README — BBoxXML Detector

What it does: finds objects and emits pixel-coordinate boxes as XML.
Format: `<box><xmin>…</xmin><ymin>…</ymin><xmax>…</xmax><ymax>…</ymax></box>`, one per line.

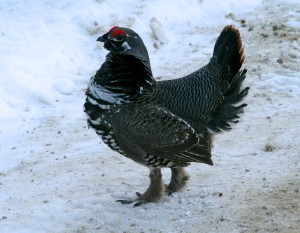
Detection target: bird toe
<box><xmin>116</xmin><ymin>199</ymin><xmax>134</xmax><ymax>205</ymax></box>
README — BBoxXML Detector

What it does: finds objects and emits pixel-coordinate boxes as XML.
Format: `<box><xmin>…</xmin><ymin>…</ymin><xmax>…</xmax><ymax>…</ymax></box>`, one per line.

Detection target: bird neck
<box><xmin>87</xmin><ymin>53</ymin><xmax>155</xmax><ymax>110</ymax></box>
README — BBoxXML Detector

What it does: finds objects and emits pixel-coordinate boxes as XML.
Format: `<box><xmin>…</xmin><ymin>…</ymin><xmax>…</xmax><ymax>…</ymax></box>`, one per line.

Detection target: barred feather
<box><xmin>85</xmin><ymin>25</ymin><xmax>248</xmax><ymax>168</ymax></box>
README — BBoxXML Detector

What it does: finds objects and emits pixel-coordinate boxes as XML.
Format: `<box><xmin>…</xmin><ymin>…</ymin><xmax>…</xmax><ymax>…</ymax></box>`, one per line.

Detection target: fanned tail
<box><xmin>208</xmin><ymin>25</ymin><xmax>249</xmax><ymax>132</ymax></box>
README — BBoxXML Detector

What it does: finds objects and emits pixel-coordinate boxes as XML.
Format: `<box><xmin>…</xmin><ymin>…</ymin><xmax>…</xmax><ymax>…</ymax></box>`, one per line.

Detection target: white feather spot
<box><xmin>87</xmin><ymin>96</ymin><xmax>98</xmax><ymax>105</ymax></box>
<box><xmin>110</xmin><ymin>139</ymin><xmax>115</xmax><ymax>143</ymax></box>
<box><xmin>87</xmin><ymin>96</ymin><xmax>110</xmax><ymax>110</ymax></box>
<box><xmin>103</xmin><ymin>135</ymin><xmax>112</xmax><ymax>139</ymax></box>
<box><xmin>121</xmin><ymin>41</ymin><xmax>132</xmax><ymax>51</ymax></box>
<box><xmin>89</xmin><ymin>119</ymin><xmax>101</xmax><ymax>125</ymax></box>
<box><xmin>89</xmin><ymin>77</ymin><xmax>125</xmax><ymax>105</ymax></box>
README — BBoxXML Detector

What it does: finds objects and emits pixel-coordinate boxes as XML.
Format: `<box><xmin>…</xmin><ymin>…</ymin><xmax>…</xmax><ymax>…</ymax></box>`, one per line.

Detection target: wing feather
<box><xmin>111</xmin><ymin>104</ymin><xmax>213</xmax><ymax>166</ymax></box>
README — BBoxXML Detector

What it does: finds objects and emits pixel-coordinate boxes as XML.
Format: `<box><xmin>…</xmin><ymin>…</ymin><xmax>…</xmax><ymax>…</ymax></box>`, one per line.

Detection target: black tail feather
<box><xmin>207</xmin><ymin>25</ymin><xmax>248</xmax><ymax>133</ymax></box>
<box><xmin>213</xmin><ymin>25</ymin><xmax>245</xmax><ymax>84</ymax></box>
<box><xmin>223</xmin><ymin>69</ymin><xmax>249</xmax><ymax>103</ymax></box>
<box><xmin>207</xmin><ymin>69</ymin><xmax>249</xmax><ymax>133</ymax></box>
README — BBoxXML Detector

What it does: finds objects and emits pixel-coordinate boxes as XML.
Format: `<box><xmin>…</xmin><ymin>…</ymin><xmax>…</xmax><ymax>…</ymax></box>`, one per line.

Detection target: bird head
<box><xmin>97</xmin><ymin>26</ymin><xmax>150</xmax><ymax>63</ymax></box>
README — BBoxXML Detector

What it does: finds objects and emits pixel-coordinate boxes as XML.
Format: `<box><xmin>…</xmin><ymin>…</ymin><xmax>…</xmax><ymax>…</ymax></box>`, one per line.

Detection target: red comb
<box><xmin>110</xmin><ymin>26</ymin><xmax>118</xmax><ymax>31</ymax></box>
<box><xmin>110</xmin><ymin>26</ymin><xmax>126</xmax><ymax>37</ymax></box>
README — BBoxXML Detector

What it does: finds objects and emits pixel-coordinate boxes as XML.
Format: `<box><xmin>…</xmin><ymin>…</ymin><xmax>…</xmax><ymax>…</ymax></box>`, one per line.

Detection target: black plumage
<box><xmin>84</xmin><ymin>25</ymin><xmax>249</xmax><ymax>206</ymax></box>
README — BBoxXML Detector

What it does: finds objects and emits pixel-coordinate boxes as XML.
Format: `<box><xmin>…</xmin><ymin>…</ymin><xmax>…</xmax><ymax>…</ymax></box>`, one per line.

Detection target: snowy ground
<box><xmin>0</xmin><ymin>0</ymin><xmax>299</xmax><ymax>232</ymax></box>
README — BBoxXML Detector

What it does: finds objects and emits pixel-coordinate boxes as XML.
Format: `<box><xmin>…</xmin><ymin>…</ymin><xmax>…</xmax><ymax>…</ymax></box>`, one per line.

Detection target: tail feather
<box><xmin>207</xmin><ymin>26</ymin><xmax>249</xmax><ymax>133</ymax></box>
<box><xmin>213</xmin><ymin>25</ymin><xmax>245</xmax><ymax>84</ymax></box>
<box><xmin>223</xmin><ymin>69</ymin><xmax>248</xmax><ymax>103</ymax></box>
<box><xmin>207</xmin><ymin>69</ymin><xmax>249</xmax><ymax>132</ymax></box>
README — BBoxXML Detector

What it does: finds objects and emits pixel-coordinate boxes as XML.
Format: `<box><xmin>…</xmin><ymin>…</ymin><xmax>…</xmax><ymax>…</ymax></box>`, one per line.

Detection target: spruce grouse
<box><xmin>84</xmin><ymin>25</ymin><xmax>249</xmax><ymax>206</ymax></box>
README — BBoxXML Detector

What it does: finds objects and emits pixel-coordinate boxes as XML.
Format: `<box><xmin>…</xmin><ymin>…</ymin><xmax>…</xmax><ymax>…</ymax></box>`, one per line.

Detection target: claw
<box><xmin>116</xmin><ymin>199</ymin><xmax>134</xmax><ymax>205</ymax></box>
<box><xmin>116</xmin><ymin>199</ymin><xmax>146</xmax><ymax>207</ymax></box>
<box><xmin>136</xmin><ymin>192</ymin><xmax>142</xmax><ymax>197</ymax></box>
<box><xmin>167</xmin><ymin>191</ymin><xmax>173</xmax><ymax>196</ymax></box>
<box><xmin>133</xmin><ymin>202</ymin><xmax>144</xmax><ymax>207</ymax></box>
<box><xmin>164</xmin><ymin>185</ymin><xmax>174</xmax><ymax>196</ymax></box>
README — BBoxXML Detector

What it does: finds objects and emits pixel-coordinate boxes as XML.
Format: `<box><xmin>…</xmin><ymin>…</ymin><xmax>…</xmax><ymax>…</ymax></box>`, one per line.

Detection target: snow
<box><xmin>0</xmin><ymin>0</ymin><xmax>299</xmax><ymax>232</ymax></box>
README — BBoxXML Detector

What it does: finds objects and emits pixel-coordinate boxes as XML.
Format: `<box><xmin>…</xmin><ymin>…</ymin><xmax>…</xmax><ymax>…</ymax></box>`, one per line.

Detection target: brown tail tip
<box><xmin>222</xmin><ymin>25</ymin><xmax>245</xmax><ymax>64</ymax></box>
<box><xmin>213</xmin><ymin>25</ymin><xmax>245</xmax><ymax>82</ymax></box>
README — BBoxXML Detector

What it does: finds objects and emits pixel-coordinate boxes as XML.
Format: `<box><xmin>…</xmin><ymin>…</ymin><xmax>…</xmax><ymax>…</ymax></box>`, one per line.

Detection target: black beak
<box><xmin>97</xmin><ymin>36</ymin><xmax>105</xmax><ymax>42</ymax></box>
<box><xmin>97</xmin><ymin>32</ymin><xmax>108</xmax><ymax>42</ymax></box>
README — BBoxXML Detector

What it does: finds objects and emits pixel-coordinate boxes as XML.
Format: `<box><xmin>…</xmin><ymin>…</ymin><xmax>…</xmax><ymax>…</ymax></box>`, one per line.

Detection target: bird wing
<box><xmin>111</xmin><ymin>104</ymin><xmax>213</xmax><ymax>166</ymax></box>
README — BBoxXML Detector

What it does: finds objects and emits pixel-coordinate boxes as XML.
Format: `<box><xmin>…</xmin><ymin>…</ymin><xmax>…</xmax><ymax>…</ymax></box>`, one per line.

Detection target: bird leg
<box><xmin>117</xmin><ymin>168</ymin><xmax>164</xmax><ymax>207</ymax></box>
<box><xmin>165</xmin><ymin>167</ymin><xmax>189</xmax><ymax>195</ymax></box>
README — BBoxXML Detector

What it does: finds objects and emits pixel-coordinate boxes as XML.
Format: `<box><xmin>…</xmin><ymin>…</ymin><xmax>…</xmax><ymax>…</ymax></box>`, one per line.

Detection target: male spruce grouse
<box><xmin>84</xmin><ymin>25</ymin><xmax>249</xmax><ymax>206</ymax></box>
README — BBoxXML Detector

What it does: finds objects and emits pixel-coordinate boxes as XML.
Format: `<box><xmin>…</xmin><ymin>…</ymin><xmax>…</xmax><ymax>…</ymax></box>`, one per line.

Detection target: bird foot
<box><xmin>116</xmin><ymin>191</ymin><xmax>160</xmax><ymax>207</ymax></box>
<box><xmin>116</xmin><ymin>168</ymin><xmax>164</xmax><ymax>207</ymax></box>
<box><xmin>165</xmin><ymin>168</ymin><xmax>190</xmax><ymax>196</ymax></box>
